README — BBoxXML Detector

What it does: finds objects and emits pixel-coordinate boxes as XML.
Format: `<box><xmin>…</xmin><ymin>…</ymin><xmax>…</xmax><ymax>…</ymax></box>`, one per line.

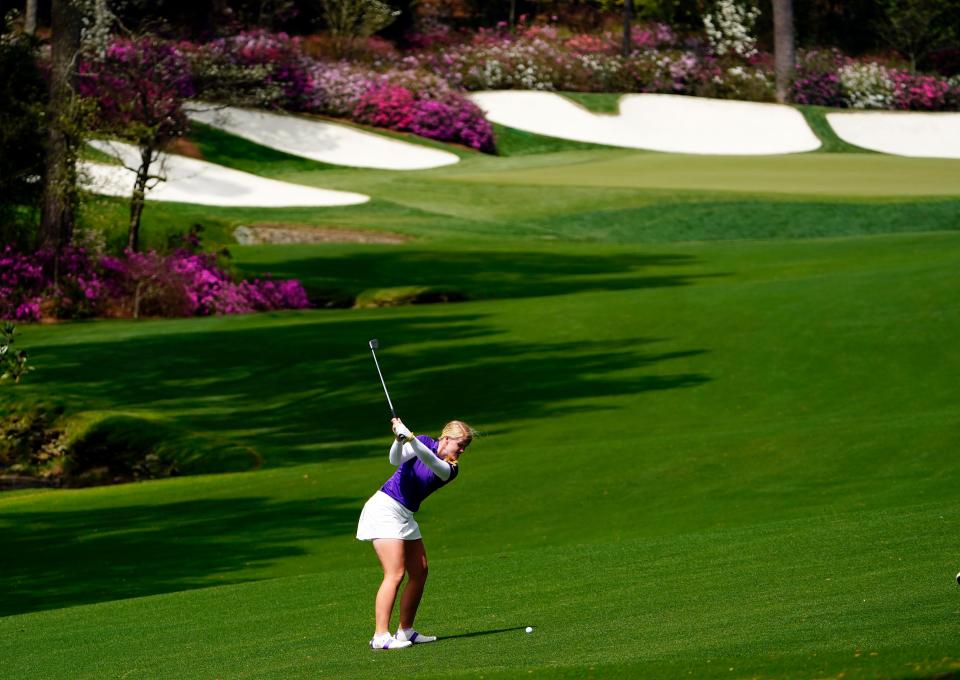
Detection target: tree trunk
<box><xmin>128</xmin><ymin>146</ymin><xmax>156</xmax><ymax>252</ymax></box>
<box><xmin>621</xmin><ymin>0</ymin><xmax>634</xmax><ymax>57</ymax></box>
<box><xmin>206</xmin><ymin>0</ymin><xmax>229</xmax><ymax>35</ymax></box>
<box><xmin>24</xmin><ymin>0</ymin><xmax>38</xmax><ymax>35</ymax></box>
<box><xmin>39</xmin><ymin>0</ymin><xmax>83</xmax><ymax>253</ymax></box>
<box><xmin>772</xmin><ymin>0</ymin><xmax>796</xmax><ymax>104</ymax></box>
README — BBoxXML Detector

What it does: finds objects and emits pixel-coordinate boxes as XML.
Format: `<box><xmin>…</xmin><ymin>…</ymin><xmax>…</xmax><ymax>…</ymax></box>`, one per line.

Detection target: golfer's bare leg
<box><xmin>373</xmin><ymin>539</ymin><xmax>406</xmax><ymax>635</ymax></box>
<box><xmin>399</xmin><ymin>539</ymin><xmax>428</xmax><ymax>630</ymax></box>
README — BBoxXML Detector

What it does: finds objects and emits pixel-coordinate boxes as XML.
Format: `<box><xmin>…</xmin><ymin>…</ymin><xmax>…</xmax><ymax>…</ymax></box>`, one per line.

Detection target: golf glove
<box><xmin>393</xmin><ymin>420</ymin><xmax>413</xmax><ymax>442</ymax></box>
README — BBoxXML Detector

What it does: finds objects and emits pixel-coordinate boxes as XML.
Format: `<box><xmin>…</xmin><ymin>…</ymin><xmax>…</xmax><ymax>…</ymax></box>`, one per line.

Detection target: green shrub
<box><xmin>0</xmin><ymin>407</ymin><xmax>261</xmax><ymax>487</ymax></box>
<box><xmin>353</xmin><ymin>285</ymin><xmax>468</xmax><ymax>308</ymax></box>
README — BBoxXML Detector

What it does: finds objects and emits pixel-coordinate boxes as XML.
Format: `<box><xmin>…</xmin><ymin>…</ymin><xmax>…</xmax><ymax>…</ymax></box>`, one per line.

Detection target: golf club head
<box><xmin>369</xmin><ymin>338</ymin><xmax>379</xmax><ymax>350</ymax></box>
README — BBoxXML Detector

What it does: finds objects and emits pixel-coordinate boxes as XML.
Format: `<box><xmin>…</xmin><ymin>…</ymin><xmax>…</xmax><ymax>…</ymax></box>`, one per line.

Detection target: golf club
<box><xmin>368</xmin><ymin>338</ymin><xmax>398</xmax><ymax>420</ymax></box>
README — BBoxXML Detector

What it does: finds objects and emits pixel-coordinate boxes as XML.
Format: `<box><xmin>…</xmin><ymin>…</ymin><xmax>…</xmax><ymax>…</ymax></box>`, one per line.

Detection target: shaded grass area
<box><xmin>0</xmin><ymin>493</ymin><xmax>956</xmax><ymax>677</ymax></box>
<box><xmin>0</xmin><ymin>489</ymin><xmax>358</xmax><ymax>616</ymax></box>
<box><xmin>188</xmin><ymin>121</ymin><xmax>348</xmax><ymax>175</ymax></box>
<box><xmin>491</xmin><ymin>122</ymin><xmax>618</xmax><ymax>156</ymax></box>
<box><xmin>231</xmin><ymin>242</ymin><xmax>711</xmax><ymax>300</ymax></box>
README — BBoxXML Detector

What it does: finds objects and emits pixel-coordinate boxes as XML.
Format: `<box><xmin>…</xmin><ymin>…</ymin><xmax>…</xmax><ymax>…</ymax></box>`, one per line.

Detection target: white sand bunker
<box><xmin>82</xmin><ymin>140</ymin><xmax>369</xmax><ymax>207</ymax></box>
<box><xmin>189</xmin><ymin>106</ymin><xmax>460</xmax><ymax>170</ymax></box>
<box><xmin>826</xmin><ymin>112</ymin><xmax>960</xmax><ymax>159</ymax></box>
<box><xmin>470</xmin><ymin>91</ymin><xmax>821</xmax><ymax>155</ymax></box>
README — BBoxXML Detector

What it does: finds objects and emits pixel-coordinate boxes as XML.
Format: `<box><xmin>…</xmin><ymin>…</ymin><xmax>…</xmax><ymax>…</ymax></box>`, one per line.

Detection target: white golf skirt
<box><xmin>356</xmin><ymin>490</ymin><xmax>422</xmax><ymax>541</ymax></box>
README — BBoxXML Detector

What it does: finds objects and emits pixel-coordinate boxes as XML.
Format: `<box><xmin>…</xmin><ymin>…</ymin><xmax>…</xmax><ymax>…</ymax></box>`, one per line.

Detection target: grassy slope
<box><xmin>6</xmin><ymin>113</ymin><xmax>960</xmax><ymax>678</ymax></box>
<box><xmin>81</xmin><ymin>125</ymin><xmax>960</xmax><ymax>254</ymax></box>
<box><xmin>3</xmin><ymin>231</ymin><xmax>960</xmax><ymax>677</ymax></box>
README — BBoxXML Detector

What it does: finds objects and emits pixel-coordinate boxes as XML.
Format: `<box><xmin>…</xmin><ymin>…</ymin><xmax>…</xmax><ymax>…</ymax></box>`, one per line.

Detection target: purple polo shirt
<box><xmin>381</xmin><ymin>435</ymin><xmax>459</xmax><ymax>512</ymax></box>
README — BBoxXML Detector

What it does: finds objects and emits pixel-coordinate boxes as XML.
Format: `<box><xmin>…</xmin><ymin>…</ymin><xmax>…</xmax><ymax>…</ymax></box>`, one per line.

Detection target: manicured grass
<box><xmin>449</xmin><ymin>152</ymin><xmax>960</xmax><ymax>197</ymax></box>
<box><xmin>79</xmin><ymin>125</ymin><xmax>960</xmax><ymax>252</ymax></box>
<box><xmin>6</xmin><ymin>106</ymin><xmax>960</xmax><ymax>678</ymax></box>
<box><xmin>2</xmin><ymin>230</ymin><xmax>959</xmax><ymax>678</ymax></box>
<box><xmin>795</xmin><ymin>104</ymin><xmax>876</xmax><ymax>154</ymax></box>
<box><xmin>491</xmin><ymin>122</ymin><xmax>618</xmax><ymax>156</ymax></box>
<box><xmin>558</xmin><ymin>91</ymin><xmax>623</xmax><ymax>114</ymax></box>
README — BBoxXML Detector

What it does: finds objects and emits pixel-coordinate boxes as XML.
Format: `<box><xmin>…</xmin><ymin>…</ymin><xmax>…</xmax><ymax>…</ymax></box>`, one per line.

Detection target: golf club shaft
<box><xmin>370</xmin><ymin>347</ymin><xmax>397</xmax><ymax>418</ymax></box>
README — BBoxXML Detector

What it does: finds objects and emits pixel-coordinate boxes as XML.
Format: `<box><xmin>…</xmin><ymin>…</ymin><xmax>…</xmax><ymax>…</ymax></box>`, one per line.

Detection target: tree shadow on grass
<box><xmin>24</xmin><ymin>311</ymin><xmax>710</xmax><ymax>467</ymax></box>
<box><xmin>232</xmin><ymin>248</ymin><xmax>721</xmax><ymax>303</ymax></box>
<box><xmin>0</xmin><ymin>495</ymin><xmax>358</xmax><ymax>617</ymax></box>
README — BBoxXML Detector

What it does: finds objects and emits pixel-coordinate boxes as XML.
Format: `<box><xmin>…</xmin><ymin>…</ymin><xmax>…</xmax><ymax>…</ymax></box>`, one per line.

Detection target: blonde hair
<box><xmin>440</xmin><ymin>420</ymin><xmax>477</xmax><ymax>443</ymax></box>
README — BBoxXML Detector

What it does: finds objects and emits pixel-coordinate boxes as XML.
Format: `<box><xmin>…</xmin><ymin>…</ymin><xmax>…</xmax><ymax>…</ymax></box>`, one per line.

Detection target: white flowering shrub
<box><xmin>721</xmin><ymin>65</ymin><xmax>774</xmax><ymax>101</ymax></box>
<box><xmin>622</xmin><ymin>51</ymin><xmax>699</xmax><ymax>93</ymax></box>
<box><xmin>839</xmin><ymin>62</ymin><xmax>895</xmax><ymax>109</ymax></box>
<box><xmin>457</xmin><ymin>38</ymin><xmax>563</xmax><ymax>90</ymax></box>
<box><xmin>703</xmin><ymin>0</ymin><xmax>761</xmax><ymax>58</ymax></box>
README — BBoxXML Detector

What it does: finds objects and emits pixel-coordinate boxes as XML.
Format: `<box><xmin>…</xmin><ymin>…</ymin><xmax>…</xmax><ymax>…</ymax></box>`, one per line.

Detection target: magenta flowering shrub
<box><xmin>1</xmin><ymin>247</ymin><xmax>122</xmax><ymax>321</ymax></box>
<box><xmin>891</xmin><ymin>72</ymin><xmax>954</xmax><ymax>110</ymax></box>
<box><xmin>164</xmin><ymin>251</ymin><xmax>309</xmax><ymax>315</ymax></box>
<box><xmin>0</xmin><ymin>247</ymin><xmax>310</xmax><ymax>322</ymax></box>
<box><xmin>792</xmin><ymin>49</ymin><xmax>844</xmax><ymax>107</ymax></box>
<box><xmin>352</xmin><ymin>83</ymin><xmax>494</xmax><ymax>151</ymax></box>
<box><xmin>352</xmin><ymin>84</ymin><xmax>417</xmax><ymax>129</ymax></box>
<box><xmin>0</xmin><ymin>248</ymin><xmax>45</xmax><ymax>322</ymax></box>
<box><xmin>183</xmin><ymin>31</ymin><xmax>498</xmax><ymax>151</ymax></box>
<box><xmin>630</xmin><ymin>22</ymin><xmax>677</xmax><ymax>50</ymax></box>
<box><xmin>78</xmin><ymin>37</ymin><xmax>196</xmax><ymax>140</ymax></box>
<box><xmin>409</xmin><ymin>95</ymin><xmax>495</xmax><ymax>151</ymax></box>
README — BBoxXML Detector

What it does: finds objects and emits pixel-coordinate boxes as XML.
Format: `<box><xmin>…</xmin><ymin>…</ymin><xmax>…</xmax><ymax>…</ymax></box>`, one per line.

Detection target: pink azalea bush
<box><xmin>350</xmin><ymin>73</ymin><xmax>495</xmax><ymax>151</ymax></box>
<box><xmin>792</xmin><ymin>49</ymin><xmax>844</xmax><ymax>107</ymax></box>
<box><xmin>0</xmin><ymin>247</ymin><xmax>309</xmax><ymax>322</ymax></box>
<box><xmin>184</xmin><ymin>30</ymin><xmax>495</xmax><ymax>151</ymax></box>
<box><xmin>892</xmin><ymin>72</ymin><xmax>954</xmax><ymax>110</ymax></box>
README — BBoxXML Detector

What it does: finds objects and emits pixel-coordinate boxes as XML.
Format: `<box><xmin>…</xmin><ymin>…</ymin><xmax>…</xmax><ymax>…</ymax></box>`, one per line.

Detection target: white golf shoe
<box><xmin>396</xmin><ymin>627</ymin><xmax>437</xmax><ymax>644</ymax></box>
<box><xmin>369</xmin><ymin>633</ymin><xmax>411</xmax><ymax>650</ymax></box>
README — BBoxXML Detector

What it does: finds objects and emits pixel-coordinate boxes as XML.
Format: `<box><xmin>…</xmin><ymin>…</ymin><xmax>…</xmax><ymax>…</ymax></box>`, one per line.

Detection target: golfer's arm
<box><xmin>404</xmin><ymin>438</ymin><xmax>452</xmax><ymax>481</ymax></box>
<box><xmin>389</xmin><ymin>439</ymin><xmax>416</xmax><ymax>466</ymax></box>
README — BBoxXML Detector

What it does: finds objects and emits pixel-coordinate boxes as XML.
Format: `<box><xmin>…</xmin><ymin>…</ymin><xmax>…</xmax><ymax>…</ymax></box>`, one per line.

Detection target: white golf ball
<box><xmin>956</xmin><ymin>572</ymin><xmax>960</xmax><ymax>585</ymax></box>
<box><xmin>525</xmin><ymin>626</ymin><xmax>534</xmax><ymax>634</ymax></box>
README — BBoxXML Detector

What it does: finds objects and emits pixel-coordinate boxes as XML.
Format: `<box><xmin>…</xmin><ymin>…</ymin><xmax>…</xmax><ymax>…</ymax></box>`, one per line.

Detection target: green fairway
<box><xmin>4</xmin><ymin>117</ymin><xmax>960</xmax><ymax>678</ymax></box>
<box><xmin>449</xmin><ymin>152</ymin><xmax>960</xmax><ymax>197</ymax></box>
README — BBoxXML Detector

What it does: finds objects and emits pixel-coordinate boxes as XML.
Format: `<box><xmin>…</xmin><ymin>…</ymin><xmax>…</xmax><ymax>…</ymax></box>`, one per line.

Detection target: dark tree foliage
<box><xmin>0</xmin><ymin>30</ymin><xmax>47</xmax><ymax>247</ymax></box>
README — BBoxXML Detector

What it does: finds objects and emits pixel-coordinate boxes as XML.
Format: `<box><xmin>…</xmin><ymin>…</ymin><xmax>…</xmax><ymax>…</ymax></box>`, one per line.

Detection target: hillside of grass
<box><xmin>76</xmin><ymin>123</ymin><xmax>960</xmax><ymax>255</ymax></box>
<box><xmin>5</xmin><ymin>106</ymin><xmax>960</xmax><ymax>679</ymax></box>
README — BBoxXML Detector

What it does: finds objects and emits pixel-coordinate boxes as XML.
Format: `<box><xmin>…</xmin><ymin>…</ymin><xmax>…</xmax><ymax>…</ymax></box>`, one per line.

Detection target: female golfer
<box><xmin>356</xmin><ymin>417</ymin><xmax>475</xmax><ymax>650</ymax></box>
